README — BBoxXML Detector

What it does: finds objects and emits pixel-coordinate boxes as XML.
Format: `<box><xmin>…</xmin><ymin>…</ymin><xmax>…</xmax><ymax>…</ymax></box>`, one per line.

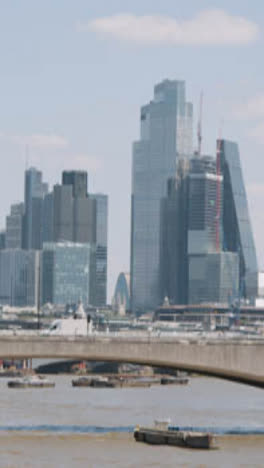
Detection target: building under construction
<box><xmin>160</xmin><ymin>140</ymin><xmax>257</xmax><ymax>307</ymax></box>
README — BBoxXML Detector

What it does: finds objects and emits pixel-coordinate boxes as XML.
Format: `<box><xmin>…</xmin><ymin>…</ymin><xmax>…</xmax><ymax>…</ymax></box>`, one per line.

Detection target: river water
<box><xmin>0</xmin><ymin>375</ymin><xmax>264</xmax><ymax>467</ymax></box>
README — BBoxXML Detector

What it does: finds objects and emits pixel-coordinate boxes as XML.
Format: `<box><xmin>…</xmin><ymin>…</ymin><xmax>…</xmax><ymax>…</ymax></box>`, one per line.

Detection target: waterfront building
<box><xmin>42</xmin><ymin>242</ymin><xmax>91</xmax><ymax>306</ymax></box>
<box><xmin>130</xmin><ymin>79</ymin><xmax>193</xmax><ymax>313</ymax></box>
<box><xmin>5</xmin><ymin>203</ymin><xmax>24</xmax><ymax>249</ymax></box>
<box><xmin>112</xmin><ymin>272</ymin><xmax>131</xmax><ymax>315</ymax></box>
<box><xmin>220</xmin><ymin>140</ymin><xmax>258</xmax><ymax>303</ymax></box>
<box><xmin>23</xmin><ymin>167</ymin><xmax>48</xmax><ymax>250</ymax></box>
<box><xmin>90</xmin><ymin>194</ymin><xmax>108</xmax><ymax>306</ymax></box>
<box><xmin>0</xmin><ymin>249</ymin><xmax>40</xmax><ymax>307</ymax></box>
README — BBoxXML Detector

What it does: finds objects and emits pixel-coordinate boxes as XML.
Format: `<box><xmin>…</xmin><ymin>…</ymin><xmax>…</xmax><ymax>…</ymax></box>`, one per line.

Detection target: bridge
<box><xmin>1</xmin><ymin>333</ymin><xmax>264</xmax><ymax>387</ymax></box>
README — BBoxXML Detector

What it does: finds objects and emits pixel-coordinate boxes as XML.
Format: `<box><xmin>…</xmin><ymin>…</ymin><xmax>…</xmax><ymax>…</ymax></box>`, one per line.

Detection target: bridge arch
<box><xmin>1</xmin><ymin>335</ymin><xmax>264</xmax><ymax>388</ymax></box>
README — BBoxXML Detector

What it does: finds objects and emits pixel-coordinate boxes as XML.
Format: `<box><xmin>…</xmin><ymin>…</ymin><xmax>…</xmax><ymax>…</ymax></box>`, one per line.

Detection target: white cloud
<box><xmin>78</xmin><ymin>10</ymin><xmax>259</xmax><ymax>46</ymax></box>
<box><xmin>233</xmin><ymin>95</ymin><xmax>264</xmax><ymax>120</ymax></box>
<box><xmin>0</xmin><ymin>132</ymin><xmax>68</xmax><ymax>148</ymax></box>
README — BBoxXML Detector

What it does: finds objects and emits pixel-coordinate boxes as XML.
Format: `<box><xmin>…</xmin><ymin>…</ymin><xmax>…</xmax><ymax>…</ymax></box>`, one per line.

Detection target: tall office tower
<box><xmin>62</xmin><ymin>171</ymin><xmax>88</xmax><ymax>198</ymax></box>
<box><xmin>53</xmin><ymin>172</ymin><xmax>96</xmax><ymax>244</ymax></box>
<box><xmin>90</xmin><ymin>194</ymin><xmax>108</xmax><ymax>306</ymax></box>
<box><xmin>42</xmin><ymin>192</ymin><xmax>54</xmax><ymax>243</ymax></box>
<box><xmin>131</xmin><ymin>79</ymin><xmax>193</xmax><ymax>312</ymax></box>
<box><xmin>23</xmin><ymin>167</ymin><xmax>48</xmax><ymax>250</ymax></box>
<box><xmin>220</xmin><ymin>140</ymin><xmax>258</xmax><ymax>303</ymax></box>
<box><xmin>160</xmin><ymin>158</ymin><xmax>190</xmax><ymax>305</ymax></box>
<box><xmin>42</xmin><ymin>242</ymin><xmax>91</xmax><ymax>306</ymax></box>
<box><xmin>187</xmin><ymin>155</ymin><xmax>239</xmax><ymax>304</ymax></box>
<box><xmin>0</xmin><ymin>249</ymin><xmax>40</xmax><ymax>307</ymax></box>
<box><xmin>5</xmin><ymin>203</ymin><xmax>24</xmax><ymax>248</ymax></box>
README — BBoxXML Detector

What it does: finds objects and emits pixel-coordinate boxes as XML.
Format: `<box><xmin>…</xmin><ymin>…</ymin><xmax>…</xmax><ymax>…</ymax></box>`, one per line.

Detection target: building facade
<box><xmin>90</xmin><ymin>194</ymin><xmax>108</xmax><ymax>306</ymax></box>
<box><xmin>160</xmin><ymin>154</ymin><xmax>240</xmax><ymax>306</ymax></box>
<box><xmin>5</xmin><ymin>203</ymin><xmax>24</xmax><ymax>249</ymax></box>
<box><xmin>53</xmin><ymin>173</ymin><xmax>96</xmax><ymax>245</ymax></box>
<box><xmin>62</xmin><ymin>171</ymin><xmax>88</xmax><ymax>198</ymax></box>
<box><xmin>112</xmin><ymin>272</ymin><xmax>131</xmax><ymax>315</ymax></box>
<box><xmin>160</xmin><ymin>158</ymin><xmax>190</xmax><ymax>305</ymax></box>
<box><xmin>42</xmin><ymin>242</ymin><xmax>91</xmax><ymax>306</ymax></box>
<box><xmin>220</xmin><ymin>139</ymin><xmax>258</xmax><ymax>303</ymax></box>
<box><xmin>23</xmin><ymin>167</ymin><xmax>48</xmax><ymax>250</ymax></box>
<box><xmin>0</xmin><ymin>249</ymin><xmax>39</xmax><ymax>307</ymax></box>
<box><xmin>131</xmin><ymin>79</ymin><xmax>193</xmax><ymax>312</ymax></box>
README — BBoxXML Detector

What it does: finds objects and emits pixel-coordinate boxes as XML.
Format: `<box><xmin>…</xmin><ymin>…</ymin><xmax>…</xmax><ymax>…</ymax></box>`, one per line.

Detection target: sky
<box><xmin>0</xmin><ymin>1</ymin><xmax>264</xmax><ymax>299</ymax></box>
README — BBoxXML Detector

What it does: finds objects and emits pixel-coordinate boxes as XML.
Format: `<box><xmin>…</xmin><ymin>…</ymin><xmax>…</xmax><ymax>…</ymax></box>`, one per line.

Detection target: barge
<box><xmin>134</xmin><ymin>426</ymin><xmax>214</xmax><ymax>449</ymax></box>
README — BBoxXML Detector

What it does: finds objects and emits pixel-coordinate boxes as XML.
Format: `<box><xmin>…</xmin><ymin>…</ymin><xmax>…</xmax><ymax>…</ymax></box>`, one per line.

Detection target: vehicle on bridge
<box><xmin>43</xmin><ymin>301</ymin><xmax>93</xmax><ymax>336</ymax></box>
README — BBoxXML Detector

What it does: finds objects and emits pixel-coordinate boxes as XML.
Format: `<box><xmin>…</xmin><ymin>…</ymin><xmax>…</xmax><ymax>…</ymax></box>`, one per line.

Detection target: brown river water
<box><xmin>0</xmin><ymin>374</ymin><xmax>263</xmax><ymax>467</ymax></box>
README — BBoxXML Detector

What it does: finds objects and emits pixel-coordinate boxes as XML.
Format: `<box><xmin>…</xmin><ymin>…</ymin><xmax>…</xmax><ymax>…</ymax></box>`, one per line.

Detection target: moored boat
<box><xmin>160</xmin><ymin>376</ymin><xmax>189</xmax><ymax>385</ymax></box>
<box><xmin>8</xmin><ymin>375</ymin><xmax>55</xmax><ymax>389</ymax></box>
<box><xmin>72</xmin><ymin>376</ymin><xmax>93</xmax><ymax>387</ymax></box>
<box><xmin>134</xmin><ymin>425</ymin><xmax>214</xmax><ymax>449</ymax></box>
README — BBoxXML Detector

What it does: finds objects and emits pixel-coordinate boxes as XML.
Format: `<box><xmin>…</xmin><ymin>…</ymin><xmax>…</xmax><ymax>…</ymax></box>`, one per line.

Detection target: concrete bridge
<box><xmin>1</xmin><ymin>334</ymin><xmax>264</xmax><ymax>387</ymax></box>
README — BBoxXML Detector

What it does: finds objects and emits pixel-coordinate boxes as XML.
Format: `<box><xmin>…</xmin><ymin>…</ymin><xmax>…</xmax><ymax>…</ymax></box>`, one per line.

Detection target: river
<box><xmin>0</xmin><ymin>375</ymin><xmax>264</xmax><ymax>467</ymax></box>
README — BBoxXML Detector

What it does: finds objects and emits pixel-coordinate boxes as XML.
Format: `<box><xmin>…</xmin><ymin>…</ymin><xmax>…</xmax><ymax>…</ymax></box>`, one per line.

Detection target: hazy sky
<box><xmin>0</xmin><ymin>1</ymin><xmax>264</xmax><ymax>299</ymax></box>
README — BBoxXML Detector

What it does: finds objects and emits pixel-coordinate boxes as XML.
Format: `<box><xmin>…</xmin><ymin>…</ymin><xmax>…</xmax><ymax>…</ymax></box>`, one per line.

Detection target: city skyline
<box><xmin>0</xmin><ymin>165</ymin><xmax>108</xmax><ymax>308</ymax></box>
<box><xmin>0</xmin><ymin>2</ymin><xmax>264</xmax><ymax>300</ymax></box>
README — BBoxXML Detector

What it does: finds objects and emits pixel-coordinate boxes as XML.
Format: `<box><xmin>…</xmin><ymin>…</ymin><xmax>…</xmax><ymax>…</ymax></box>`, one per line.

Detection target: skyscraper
<box><xmin>160</xmin><ymin>154</ymin><xmax>240</xmax><ymax>305</ymax></box>
<box><xmin>220</xmin><ymin>139</ymin><xmax>258</xmax><ymax>303</ymax></box>
<box><xmin>62</xmin><ymin>171</ymin><xmax>88</xmax><ymax>198</ymax></box>
<box><xmin>131</xmin><ymin>79</ymin><xmax>193</xmax><ymax>312</ymax></box>
<box><xmin>53</xmin><ymin>172</ymin><xmax>96</xmax><ymax>244</ymax></box>
<box><xmin>23</xmin><ymin>167</ymin><xmax>48</xmax><ymax>250</ymax></box>
<box><xmin>160</xmin><ymin>159</ymin><xmax>190</xmax><ymax>305</ymax></box>
<box><xmin>5</xmin><ymin>203</ymin><xmax>24</xmax><ymax>249</ymax></box>
<box><xmin>42</xmin><ymin>242</ymin><xmax>91</xmax><ymax>306</ymax></box>
<box><xmin>0</xmin><ymin>249</ymin><xmax>40</xmax><ymax>307</ymax></box>
<box><xmin>90</xmin><ymin>194</ymin><xmax>108</xmax><ymax>306</ymax></box>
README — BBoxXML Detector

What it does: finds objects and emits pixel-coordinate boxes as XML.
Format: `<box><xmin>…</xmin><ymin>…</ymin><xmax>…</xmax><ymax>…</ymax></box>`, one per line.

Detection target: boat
<box><xmin>160</xmin><ymin>376</ymin><xmax>189</xmax><ymax>385</ymax></box>
<box><xmin>72</xmin><ymin>376</ymin><xmax>93</xmax><ymax>387</ymax></box>
<box><xmin>8</xmin><ymin>375</ymin><xmax>55</xmax><ymax>389</ymax></box>
<box><xmin>134</xmin><ymin>421</ymin><xmax>214</xmax><ymax>449</ymax></box>
<box><xmin>72</xmin><ymin>375</ymin><xmax>152</xmax><ymax>388</ymax></box>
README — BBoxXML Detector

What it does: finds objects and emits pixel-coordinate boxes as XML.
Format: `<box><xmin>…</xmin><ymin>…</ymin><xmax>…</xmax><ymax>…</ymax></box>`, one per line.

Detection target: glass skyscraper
<box><xmin>130</xmin><ymin>80</ymin><xmax>193</xmax><ymax>312</ymax></box>
<box><xmin>42</xmin><ymin>242</ymin><xmax>91</xmax><ymax>306</ymax></box>
<box><xmin>90</xmin><ymin>194</ymin><xmax>108</xmax><ymax>306</ymax></box>
<box><xmin>23</xmin><ymin>167</ymin><xmax>48</xmax><ymax>250</ymax></box>
<box><xmin>5</xmin><ymin>203</ymin><xmax>24</xmax><ymax>249</ymax></box>
<box><xmin>0</xmin><ymin>249</ymin><xmax>39</xmax><ymax>307</ymax></box>
<box><xmin>220</xmin><ymin>139</ymin><xmax>258</xmax><ymax>303</ymax></box>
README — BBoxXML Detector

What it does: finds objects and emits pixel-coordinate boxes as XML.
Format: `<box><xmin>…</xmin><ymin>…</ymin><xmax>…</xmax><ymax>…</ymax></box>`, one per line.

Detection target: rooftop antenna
<box><xmin>197</xmin><ymin>91</ymin><xmax>203</xmax><ymax>156</ymax></box>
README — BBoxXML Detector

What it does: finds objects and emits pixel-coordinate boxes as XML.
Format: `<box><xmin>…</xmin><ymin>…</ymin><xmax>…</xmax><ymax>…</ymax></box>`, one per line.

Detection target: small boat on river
<box><xmin>8</xmin><ymin>375</ymin><xmax>55</xmax><ymax>389</ymax></box>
